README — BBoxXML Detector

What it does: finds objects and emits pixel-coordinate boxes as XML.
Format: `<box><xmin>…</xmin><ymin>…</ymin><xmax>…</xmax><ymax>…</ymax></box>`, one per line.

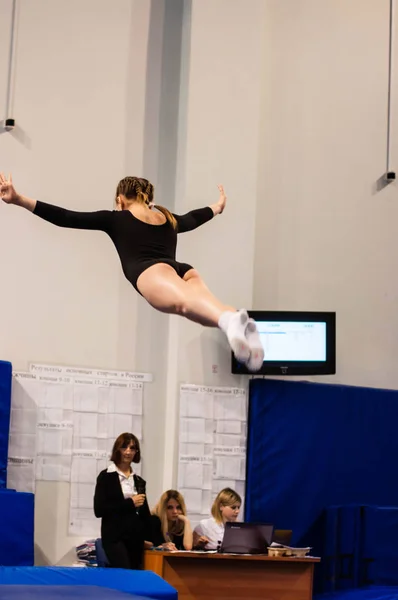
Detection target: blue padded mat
<box><xmin>0</xmin><ymin>490</ymin><xmax>34</xmax><ymax>566</ymax></box>
<box><xmin>0</xmin><ymin>568</ymin><xmax>177</xmax><ymax>600</ymax></box>
<box><xmin>0</xmin><ymin>360</ymin><xmax>12</xmax><ymax>488</ymax></box>
<box><xmin>315</xmin><ymin>586</ymin><xmax>398</xmax><ymax>600</ymax></box>
<box><xmin>0</xmin><ymin>586</ymin><xmax>151</xmax><ymax>600</ymax></box>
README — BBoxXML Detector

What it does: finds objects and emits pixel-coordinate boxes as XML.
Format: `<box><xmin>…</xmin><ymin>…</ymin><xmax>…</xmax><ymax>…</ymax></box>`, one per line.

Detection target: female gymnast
<box><xmin>0</xmin><ymin>173</ymin><xmax>264</xmax><ymax>371</ymax></box>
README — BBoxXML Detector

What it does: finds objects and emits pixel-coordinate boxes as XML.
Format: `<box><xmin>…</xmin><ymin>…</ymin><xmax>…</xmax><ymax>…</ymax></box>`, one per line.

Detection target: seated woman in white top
<box><xmin>193</xmin><ymin>487</ymin><xmax>242</xmax><ymax>550</ymax></box>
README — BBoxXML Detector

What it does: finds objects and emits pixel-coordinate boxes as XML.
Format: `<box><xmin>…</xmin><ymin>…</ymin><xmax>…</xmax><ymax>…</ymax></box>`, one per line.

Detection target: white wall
<box><xmin>160</xmin><ymin>0</ymin><xmax>266</xmax><ymax>484</ymax></box>
<box><xmin>0</xmin><ymin>0</ymin><xmax>171</xmax><ymax>565</ymax></box>
<box><xmin>0</xmin><ymin>0</ymin><xmax>131</xmax><ymax>367</ymax></box>
<box><xmin>1</xmin><ymin>0</ymin><xmax>396</xmax><ymax>566</ymax></box>
<box><xmin>254</xmin><ymin>0</ymin><xmax>398</xmax><ymax>388</ymax></box>
<box><xmin>0</xmin><ymin>0</ymin><xmax>264</xmax><ymax>566</ymax></box>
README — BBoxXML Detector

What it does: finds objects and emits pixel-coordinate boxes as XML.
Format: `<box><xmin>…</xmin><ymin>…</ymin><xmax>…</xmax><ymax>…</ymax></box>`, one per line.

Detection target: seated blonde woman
<box><xmin>193</xmin><ymin>487</ymin><xmax>241</xmax><ymax>550</ymax></box>
<box><xmin>149</xmin><ymin>489</ymin><xmax>193</xmax><ymax>551</ymax></box>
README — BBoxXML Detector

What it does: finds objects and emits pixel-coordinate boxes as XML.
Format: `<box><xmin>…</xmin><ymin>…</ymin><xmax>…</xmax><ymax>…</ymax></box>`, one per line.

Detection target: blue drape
<box><xmin>245</xmin><ymin>379</ymin><xmax>398</xmax><ymax>592</ymax></box>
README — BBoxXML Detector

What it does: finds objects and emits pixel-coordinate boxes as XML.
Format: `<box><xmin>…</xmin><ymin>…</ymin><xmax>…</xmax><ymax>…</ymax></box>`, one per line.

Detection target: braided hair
<box><xmin>116</xmin><ymin>177</ymin><xmax>177</xmax><ymax>229</ymax></box>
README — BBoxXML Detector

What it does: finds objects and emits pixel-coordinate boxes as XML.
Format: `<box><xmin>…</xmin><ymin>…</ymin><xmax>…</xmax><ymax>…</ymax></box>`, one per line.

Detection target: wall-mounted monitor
<box><xmin>231</xmin><ymin>311</ymin><xmax>336</xmax><ymax>376</ymax></box>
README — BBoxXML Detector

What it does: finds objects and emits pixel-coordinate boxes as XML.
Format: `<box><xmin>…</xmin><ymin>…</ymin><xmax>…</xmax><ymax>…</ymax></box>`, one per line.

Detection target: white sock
<box><xmin>218</xmin><ymin>309</ymin><xmax>248</xmax><ymax>334</ymax></box>
<box><xmin>245</xmin><ymin>319</ymin><xmax>265</xmax><ymax>372</ymax></box>
<box><xmin>218</xmin><ymin>309</ymin><xmax>250</xmax><ymax>363</ymax></box>
<box><xmin>218</xmin><ymin>311</ymin><xmax>234</xmax><ymax>333</ymax></box>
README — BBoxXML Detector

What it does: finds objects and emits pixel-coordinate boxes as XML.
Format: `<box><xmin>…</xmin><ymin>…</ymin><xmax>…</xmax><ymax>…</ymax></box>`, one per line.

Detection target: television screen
<box><xmin>231</xmin><ymin>311</ymin><xmax>336</xmax><ymax>376</ymax></box>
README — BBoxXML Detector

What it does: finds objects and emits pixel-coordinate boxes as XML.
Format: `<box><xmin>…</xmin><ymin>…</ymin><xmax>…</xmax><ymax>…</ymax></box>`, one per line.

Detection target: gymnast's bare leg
<box><xmin>137</xmin><ymin>264</ymin><xmax>264</xmax><ymax>370</ymax></box>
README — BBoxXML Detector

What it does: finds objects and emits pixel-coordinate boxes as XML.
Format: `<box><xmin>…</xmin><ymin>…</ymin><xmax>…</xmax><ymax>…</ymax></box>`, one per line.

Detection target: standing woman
<box><xmin>94</xmin><ymin>432</ymin><xmax>150</xmax><ymax>569</ymax></box>
<box><xmin>150</xmin><ymin>490</ymin><xmax>193</xmax><ymax>551</ymax></box>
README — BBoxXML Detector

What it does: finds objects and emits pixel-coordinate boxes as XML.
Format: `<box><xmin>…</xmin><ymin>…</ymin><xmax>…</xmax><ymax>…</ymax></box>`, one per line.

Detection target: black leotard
<box><xmin>33</xmin><ymin>201</ymin><xmax>214</xmax><ymax>291</ymax></box>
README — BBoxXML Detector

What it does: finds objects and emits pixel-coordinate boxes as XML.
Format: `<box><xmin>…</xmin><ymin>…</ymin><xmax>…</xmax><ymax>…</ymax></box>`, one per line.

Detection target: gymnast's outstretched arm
<box><xmin>173</xmin><ymin>184</ymin><xmax>227</xmax><ymax>233</ymax></box>
<box><xmin>0</xmin><ymin>172</ymin><xmax>112</xmax><ymax>232</ymax></box>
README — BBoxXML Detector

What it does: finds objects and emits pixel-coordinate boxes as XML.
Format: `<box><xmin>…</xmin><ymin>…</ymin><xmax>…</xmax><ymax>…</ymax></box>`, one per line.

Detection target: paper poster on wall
<box><xmin>36</xmin><ymin>455</ymin><xmax>71</xmax><ymax>482</ymax></box>
<box><xmin>7</xmin><ymin>457</ymin><xmax>35</xmax><ymax>493</ymax></box>
<box><xmin>69</xmin><ymin>453</ymin><xmax>107</xmax><ymax>537</ymax></box>
<box><xmin>30</xmin><ymin>362</ymin><xmax>153</xmax><ymax>383</ymax></box>
<box><xmin>178</xmin><ymin>384</ymin><xmax>247</xmax><ymax>529</ymax></box>
<box><xmin>9</xmin><ymin>363</ymin><xmax>149</xmax><ymax>537</ymax></box>
<box><xmin>8</xmin><ymin>373</ymin><xmax>39</xmax><ymax>461</ymax></box>
<box><xmin>68</xmin><ymin>452</ymin><xmax>142</xmax><ymax>537</ymax></box>
<box><xmin>69</xmin><ymin>507</ymin><xmax>101</xmax><ymax>538</ymax></box>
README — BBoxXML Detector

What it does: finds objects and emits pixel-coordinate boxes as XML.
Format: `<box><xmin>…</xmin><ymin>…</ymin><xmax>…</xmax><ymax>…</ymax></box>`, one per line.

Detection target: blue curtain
<box><xmin>245</xmin><ymin>379</ymin><xmax>398</xmax><ymax>592</ymax></box>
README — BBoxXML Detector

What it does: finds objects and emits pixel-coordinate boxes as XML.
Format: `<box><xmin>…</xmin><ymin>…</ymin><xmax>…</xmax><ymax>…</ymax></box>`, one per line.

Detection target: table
<box><xmin>144</xmin><ymin>550</ymin><xmax>320</xmax><ymax>600</ymax></box>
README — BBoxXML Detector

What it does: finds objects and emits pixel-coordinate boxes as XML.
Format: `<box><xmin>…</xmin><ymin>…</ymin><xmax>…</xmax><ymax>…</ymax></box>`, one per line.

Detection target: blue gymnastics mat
<box><xmin>315</xmin><ymin>587</ymin><xmax>398</xmax><ymax>600</ymax></box>
<box><xmin>0</xmin><ymin>568</ymin><xmax>177</xmax><ymax>600</ymax></box>
<box><xmin>0</xmin><ymin>360</ymin><xmax>12</xmax><ymax>487</ymax></box>
<box><xmin>0</xmin><ymin>586</ymin><xmax>151</xmax><ymax>600</ymax></box>
<box><xmin>0</xmin><ymin>489</ymin><xmax>34</xmax><ymax>565</ymax></box>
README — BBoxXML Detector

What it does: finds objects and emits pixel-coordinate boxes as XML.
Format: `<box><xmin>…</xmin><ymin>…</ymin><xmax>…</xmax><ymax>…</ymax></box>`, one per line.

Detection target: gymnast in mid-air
<box><xmin>0</xmin><ymin>173</ymin><xmax>264</xmax><ymax>371</ymax></box>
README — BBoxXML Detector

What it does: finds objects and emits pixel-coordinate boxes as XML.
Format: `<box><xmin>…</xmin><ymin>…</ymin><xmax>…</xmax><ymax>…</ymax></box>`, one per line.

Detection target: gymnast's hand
<box><xmin>0</xmin><ymin>173</ymin><xmax>19</xmax><ymax>205</ymax></box>
<box><xmin>210</xmin><ymin>184</ymin><xmax>227</xmax><ymax>216</ymax></box>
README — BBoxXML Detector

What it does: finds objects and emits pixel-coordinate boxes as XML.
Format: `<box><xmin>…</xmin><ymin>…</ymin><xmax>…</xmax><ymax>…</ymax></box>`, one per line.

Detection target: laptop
<box><xmin>220</xmin><ymin>522</ymin><xmax>274</xmax><ymax>554</ymax></box>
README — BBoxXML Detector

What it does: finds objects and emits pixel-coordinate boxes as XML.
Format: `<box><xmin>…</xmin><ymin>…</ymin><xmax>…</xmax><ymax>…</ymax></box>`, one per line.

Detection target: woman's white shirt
<box><xmin>107</xmin><ymin>462</ymin><xmax>137</xmax><ymax>499</ymax></box>
<box><xmin>194</xmin><ymin>517</ymin><xmax>224</xmax><ymax>550</ymax></box>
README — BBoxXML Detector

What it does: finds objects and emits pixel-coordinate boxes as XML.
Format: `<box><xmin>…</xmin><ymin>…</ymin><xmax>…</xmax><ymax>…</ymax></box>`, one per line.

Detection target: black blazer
<box><xmin>93</xmin><ymin>469</ymin><xmax>151</xmax><ymax>543</ymax></box>
<box><xmin>149</xmin><ymin>514</ymin><xmax>185</xmax><ymax>550</ymax></box>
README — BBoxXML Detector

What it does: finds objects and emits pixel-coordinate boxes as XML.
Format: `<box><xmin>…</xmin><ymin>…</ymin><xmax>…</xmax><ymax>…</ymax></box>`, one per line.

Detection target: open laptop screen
<box><xmin>221</xmin><ymin>522</ymin><xmax>274</xmax><ymax>555</ymax></box>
